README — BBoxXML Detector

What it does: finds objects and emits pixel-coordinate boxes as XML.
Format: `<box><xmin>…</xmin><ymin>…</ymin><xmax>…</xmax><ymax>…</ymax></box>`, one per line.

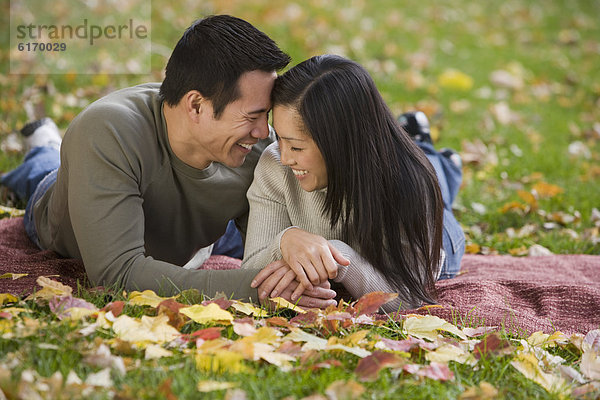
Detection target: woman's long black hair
<box><xmin>272</xmin><ymin>55</ymin><xmax>444</xmax><ymax>306</ymax></box>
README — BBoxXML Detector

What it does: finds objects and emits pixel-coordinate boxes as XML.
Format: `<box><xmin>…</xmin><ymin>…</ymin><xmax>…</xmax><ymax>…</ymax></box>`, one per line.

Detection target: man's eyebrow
<box><xmin>247</xmin><ymin>108</ymin><xmax>269</xmax><ymax>115</ymax></box>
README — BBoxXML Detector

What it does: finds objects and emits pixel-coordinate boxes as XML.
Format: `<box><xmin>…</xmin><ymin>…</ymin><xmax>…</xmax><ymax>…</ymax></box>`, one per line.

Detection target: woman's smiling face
<box><xmin>272</xmin><ymin>105</ymin><xmax>328</xmax><ymax>192</ymax></box>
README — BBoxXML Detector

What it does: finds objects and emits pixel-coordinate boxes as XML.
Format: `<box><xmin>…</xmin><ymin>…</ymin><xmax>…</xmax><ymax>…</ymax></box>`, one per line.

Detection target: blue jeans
<box><xmin>1</xmin><ymin>146</ymin><xmax>60</xmax><ymax>248</ymax></box>
<box><xmin>417</xmin><ymin>141</ymin><xmax>465</xmax><ymax>279</ymax></box>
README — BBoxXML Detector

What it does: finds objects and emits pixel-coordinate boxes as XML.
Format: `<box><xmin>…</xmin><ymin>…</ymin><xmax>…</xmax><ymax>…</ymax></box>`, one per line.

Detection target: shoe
<box><xmin>398</xmin><ymin>111</ymin><xmax>433</xmax><ymax>144</ymax></box>
<box><xmin>20</xmin><ymin>118</ymin><xmax>62</xmax><ymax>151</ymax></box>
<box><xmin>440</xmin><ymin>148</ymin><xmax>462</xmax><ymax>169</ymax></box>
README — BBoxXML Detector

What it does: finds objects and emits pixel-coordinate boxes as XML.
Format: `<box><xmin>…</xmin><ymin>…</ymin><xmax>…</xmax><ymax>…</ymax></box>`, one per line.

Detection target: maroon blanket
<box><xmin>1</xmin><ymin>217</ymin><xmax>599</xmax><ymax>335</ymax></box>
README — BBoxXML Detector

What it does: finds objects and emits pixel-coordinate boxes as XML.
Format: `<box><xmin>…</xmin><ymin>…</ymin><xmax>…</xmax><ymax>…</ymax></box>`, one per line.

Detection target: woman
<box><xmin>243</xmin><ymin>55</ymin><xmax>464</xmax><ymax>312</ymax></box>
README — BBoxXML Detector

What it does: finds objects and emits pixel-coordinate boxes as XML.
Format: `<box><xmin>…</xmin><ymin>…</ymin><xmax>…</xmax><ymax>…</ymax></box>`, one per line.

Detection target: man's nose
<box><xmin>251</xmin><ymin>118</ymin><xmax>270</xmax><ymax>139</ymax></box>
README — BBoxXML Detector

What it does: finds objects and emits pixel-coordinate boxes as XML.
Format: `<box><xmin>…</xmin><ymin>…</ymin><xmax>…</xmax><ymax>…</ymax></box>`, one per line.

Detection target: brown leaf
<box><xmin>202</xmin><ymin>297</ymin><xmax>233</xmax><ymax>310</ymax></box>
<box><xmin>101</xmin><ymin>301</ymin><xmax>125</xmax><ymax>317</ymax></box>
<box><xmin>459</xmin><ymin>381</ymin><xmax>499</xmax><ymax>399</ymax></box>
<box><xmin>325</xmin><ymin>379</ymin><xmax>365</xmax><ymax>400</ymax></box>
<box><xmin>158</xmin><ymin>377</ymin><xmax>178</xmax><ymax>400</ymax></box>
<box><xmin>157</xmin><ymin>299</ymin><xmax>189</xmax><ymax>330</ymax></box>
<box><xmin>354</xmin><ymin>351</ymin><xmax>406</xmax><ymax>381</ymax></box>
<box><xmin>353</xmin><ymin>292</ymin><xmax>398</xmax><ymax>316</ymax></box>
<box><xmin>473</xmin><ymin>333</ymin><xmax>513</xmax><ymax>359</ymax></box>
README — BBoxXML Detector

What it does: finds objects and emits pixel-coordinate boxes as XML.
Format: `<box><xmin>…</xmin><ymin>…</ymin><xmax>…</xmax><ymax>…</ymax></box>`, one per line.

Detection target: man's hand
<box><xmin>252</xmin><ymin>260</ymin><xmax>337</xmax><ymax>309</ymax></box>
<box><xmin>279</xmin><ymin>228</ymin><xmax>350</xmax><ymax>291</ymax></box>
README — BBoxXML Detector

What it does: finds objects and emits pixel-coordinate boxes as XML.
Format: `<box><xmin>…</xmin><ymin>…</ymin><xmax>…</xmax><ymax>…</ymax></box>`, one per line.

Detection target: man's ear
<box><xmin>184</xmin><ymin>91</ymin><xmax>204</xmax><ymax>120</ymax></box>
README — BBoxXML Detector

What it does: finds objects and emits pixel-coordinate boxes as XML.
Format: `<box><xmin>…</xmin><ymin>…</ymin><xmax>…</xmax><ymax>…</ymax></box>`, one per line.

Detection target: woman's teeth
<box><xmin>292</xmin><ymin>169</ymin><xmax>307</xmax><ymax>176</ymax></box>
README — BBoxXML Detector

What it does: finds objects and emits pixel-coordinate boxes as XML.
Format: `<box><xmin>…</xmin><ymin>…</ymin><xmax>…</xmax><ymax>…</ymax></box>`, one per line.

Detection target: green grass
<box><xmin>1</xmin><ymin>286</ymin><xmax>593</xmax><ymax>399</ymax></box>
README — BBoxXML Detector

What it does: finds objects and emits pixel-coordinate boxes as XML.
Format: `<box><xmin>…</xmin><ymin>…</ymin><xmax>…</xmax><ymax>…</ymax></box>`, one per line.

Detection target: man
<box><xmin>1</xmin><ymin>15</ymin><xmax>336</xmax><ymax>308</ymax></box>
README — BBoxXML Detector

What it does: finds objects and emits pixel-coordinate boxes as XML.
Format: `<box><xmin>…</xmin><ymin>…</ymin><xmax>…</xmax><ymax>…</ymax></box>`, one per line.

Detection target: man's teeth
<box><xmin>238</xmin><ymin>143</ymin><xmax>253</xmax><ymax>150</ymax></box>
<box><xmin>292</xmin><ymin>169</ymin><xmax>307</xmax><ymax>176</ymax></box>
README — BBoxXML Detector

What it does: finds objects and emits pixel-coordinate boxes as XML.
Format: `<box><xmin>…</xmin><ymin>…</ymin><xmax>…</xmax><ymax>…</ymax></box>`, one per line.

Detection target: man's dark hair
<box><xmin>160</xmin><ymin>15</ymin><xmax>290</xmax><ymax>118</ymax></box>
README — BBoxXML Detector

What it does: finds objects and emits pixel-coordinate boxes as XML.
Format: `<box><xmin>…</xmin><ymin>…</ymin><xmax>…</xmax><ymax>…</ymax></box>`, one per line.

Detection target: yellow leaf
<box><xmin>328</xmin><ymin>330</ymin><xmax>369</xmax><ymax>347</ymax></box>
<box><xmin>231</xmin><ymin>301</ymin><xmax>268</xmax><ymax>317</ymax></box>
<box><xmin>196</xmin><ymin>350</ymin><xmax>249</xmax><ymax>374</ymax></box>
<box><xmin>197</xmin><ymin>380</ymin><xmax>238</xmax><ymax>392</ymax></box>
<box><xmin>527</xmin><ymin>331</ymin><xmax>568</xmax><ymax>348</ymax></box>
<box><xmin>0</xmin><ymin>294</ymin><xmax>18</xmax><ymax>305</ymax></box>
<box><xmin>253</xmin><ymin>342</ymin><xmax>296</xmax><ymax>371</ymax></box>
<box><xmin>459</xmin><ymin>381</ymin><xmax>499</xmax><ymax>400</ymax></box>
<box><xmin>581</xmin><ymin>350</ymin><xmax>600</xmax><ymax>380</ymax></box>
<box><xmin>508</xmin><ymin>246</ymin><xmax>528</xmax><ymax>256</ymax></box>
<box><xmin>128</xmin><ymin>290</ymin><xmax>176</xmax><ymax>308</ymax></box>
<box><xmin>26</xmin><ymin>277</ymin><xmax>72</xmax><ymax>300</ymax></box>
<box><xmin>532</xmin><ymin>182</ymin><xmax>564</xmax><ymax>198</ymax></box>
<box><xmin>64</xmin><ymin>307</ymin><xmax>96</xmax><ymax>320</ymax></box>
<box><xmin>438</xmin><ymin>69</ymin><xmax>474</xmax><ymax>91</ymax></box>
<box><xmin>270</xmin><ymin>297</ymin><xmax>307</xmax><ymax>313</ymax></box>
<box><xmin>517</xmin><ymin>190</ymin><xmax>538</xmax><ymax>210</ymax></box>
<box><xmin>112</xmin><ymin>314</ymin><xmax>181</xmax><ymax>345</ymax></box>
<box><xmin>426</xmin><ymin>344</ymin><xmax>477</xmax><ymax>366</ymax></box>
<box><xmin>180</xmin><ymin>303</ymin><xmax>234</xmax><ymax>324</ymax></box>
<box><xmin>0</xmin><ymin>307</ymin><xmax>26</xmax><ymax>316</ymax></box>
<box><xmin>511</xmin><ymin>353</ymin><xmax>567</xmax><ymax>393</ymax></box>
<box><xmin>404</xmin><ymin>315</ymin><xmax>467</xmax><ymax>341</ymax></box>
<box><xmin>0</xmin><ymin>273</ymin><xmax>28</xmax><ymax>280</ymax></box>
<box><xmin>145</xmin><ymin>344</ymin><xmax>173</xmax><ymax>360</ymax></box>
<box><xmin>465</xmin><ymin>243</ymin><xmax>481</xmax><ymax>254</ymax></box>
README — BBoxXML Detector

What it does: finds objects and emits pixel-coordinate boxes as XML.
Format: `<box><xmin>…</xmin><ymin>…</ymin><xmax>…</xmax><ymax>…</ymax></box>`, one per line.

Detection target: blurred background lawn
<box><xmin>1</xmin><ymin>0</ymin><xmax>599</xmax><ymax>254</ymax></box>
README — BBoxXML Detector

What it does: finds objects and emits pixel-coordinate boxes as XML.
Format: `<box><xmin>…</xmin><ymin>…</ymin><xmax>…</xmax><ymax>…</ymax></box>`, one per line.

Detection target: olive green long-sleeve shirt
<box><xmin>33</xmin><ymin>83</ymin><xmax>271</xmax><ymax>300</ymax></box>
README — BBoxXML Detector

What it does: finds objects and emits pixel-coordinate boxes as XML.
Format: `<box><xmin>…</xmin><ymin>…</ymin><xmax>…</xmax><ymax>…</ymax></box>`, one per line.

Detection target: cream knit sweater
<box><xmin>242</xmin><ymin>142</ymin><xmax>442</xmax><ymax>312</ymax></box>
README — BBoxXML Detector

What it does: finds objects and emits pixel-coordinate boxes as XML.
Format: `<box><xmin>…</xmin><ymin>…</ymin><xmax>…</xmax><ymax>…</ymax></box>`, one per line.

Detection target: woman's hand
<box><xmin>279</xmin><ymin>228</ymin><xmax>350</xmax><ymax>291</ymax></box>
<box><xmin>251</xmin><ymin>259</ymin><xmax>337</xmax><ymax>309</ymax></box>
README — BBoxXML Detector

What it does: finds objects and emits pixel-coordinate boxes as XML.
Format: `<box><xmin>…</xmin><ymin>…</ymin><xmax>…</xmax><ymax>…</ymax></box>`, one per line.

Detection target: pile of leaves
<box><xmin>1</xmin><ymin>276</ymin><xmax>599</xmax><ymax>399</ymax></box>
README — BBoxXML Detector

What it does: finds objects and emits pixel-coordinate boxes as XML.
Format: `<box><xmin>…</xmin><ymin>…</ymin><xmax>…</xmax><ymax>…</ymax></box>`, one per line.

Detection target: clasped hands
<box><xmin>251</xmin><ymin>228</ymin><xmax>350</xmax><ymax>309</ymax></box>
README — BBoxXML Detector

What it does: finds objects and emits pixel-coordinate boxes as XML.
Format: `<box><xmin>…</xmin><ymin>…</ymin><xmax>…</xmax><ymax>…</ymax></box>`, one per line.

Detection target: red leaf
<box><xmin>290</xmin><ymin>310</ymin><xmax>319</xmax><ymax>327</ymax></box>
<box><xmin>201</xmin><ymin>298</ymin><xmax>233</xmax><ymax>310</ymax></box>
<box><xmin>182</xmin><ymin>327</ymin><xmax>223</xmax><ymax>342</ymax></box>
<box><xmin>158</xmin><ymin>299</ymin><xmax>189</xmax><ymax>329</ymax></box>
<box><xmin>101</xmin><ymin>301</ymin><xmax>125</xmax><ymax>317</ymax></box>
<box><xmin>378</xmin><ymin>336</ymin><xmax>437</xmax><ymax>352</ymax></box>
<box><xmin>473</xmin><ymin>333</ymin><xmax>513</xmax><ymax>359</ymax></box>
<box><xmin>353</xmin><ymin>292</ymin><xmax>398</xmax><ymax>316</ymax></box>
<box><xmin>354</xmin><ymin>351</ymin><xmax>406</xmax><ymax>381</ymax></box>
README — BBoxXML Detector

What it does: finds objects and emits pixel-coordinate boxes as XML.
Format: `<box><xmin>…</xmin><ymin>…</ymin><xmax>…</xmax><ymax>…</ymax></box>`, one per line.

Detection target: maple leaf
<box><xmin>197</xmin><ymin>380</ymin><xmax>238</xmax><ymax>392</ymax></box>
<box><xmin>25</xmin><ymin>277</ymin><xmax>72</xmax><ymax>301</ymax></box>
<box><xmin>403</xmin><ymin>315</ymin><xmax>467</xmax><ymax>341</ymax></box>
<box><xmin>269</xmin><ymin>297</ymin><xmax>307</xmax><ymax>313</ymax></box>
<box><xmin>402</xmin><ymin>362</ymin><xmax>455</xmax><ymax>381</ymax></box>
<box><xmin>145</xmin><ymin>344</ymin><xmax>173</xmax><ymax>360</ymax></box>
<box><xmin>201</xmin><ymin>297</ymin><xmax>233</xmax><ymax>310</ymax></box>
<box><xmin>355</xmin><ymin>351</ymin><xmax>406</xmax><ymax>381</ymax></box>
<box><xmin>0</xmin><ymin>273</ymin><xmax>28</xmax><ymax>280</ymax></box>
<box><xmin>112</xmin><ymin>314</ymin><xmax>181</xmax><ymax>344</ymax></box>
<box><xmin>100</xmin><ymin>301</ymin><xmax>125</xmax><ymax>317</ymax></box>
<box><xmin>353</xmin><ymin>292</ymin><xmax>398</xmax><ymax>316</ymax></box>
<box><xmin>375</xmin><ymin>336</ymin><xmax>437</xmax><ymax>352</ymax></box>
<box><xmin>459</xmin><ymin>381</ymin><xmax>499</xmax><ymax>400</ymax></box>
<box><xmin>128</xmin><ymin>290</ymin><xmax>177</xmax><ymax>308</ymax></box>
<box><xmin>473</xmin><ymin>333</ymin><xmax>514</xmax><ymax>359</ymax></box>
<box><xmin>196</xmin><ymin>351</ymin><xmax>250</xmax><ymax>374</ymax></box>
<box><xmin>253</xmin><ymin>342</ymin><xmax>296</xmax><ymax>371</ymax></box>
<box><xmin>180</xmin><ymin>303</ymin><xmax>234</xmax><ymax>324</ymax></box>
<box><xmin>49</xmin><ymin>295</ymin><xmax>97</xmax><ymax>320</ymax></box>
<box><xmin>325</xmin><ymin>379</ymin><xmax>365</xmax><ymax>399</ymax></box>
<box><xmin>532</xmin><ymin>182</ymin><xmax>564</xmax><ymax>198</ymax></box>
<box><xmin>0</xmin><ymin>294</ymin><xmax>18</xmax><ymax>305</ymax></box>
<box><xmin>231</xmin><ymin>300</ymin><xmax>269</xmax><ymax>317</ymax></box>
<box><xmin>157</xmin><ymin>299</ymin><xmax>188</xmax><ymax>330</ymax></box>
<box><xmin>511</xmin><ymin>353</ymin><xmax>567</xmax><ymax>393</ymax></box>
<box><xmin>581</xmin><ymin>350</ymin><xmax>600</xmax><ymax>381</ymax></box>
<box><xmin>426</xmin><ymin>343</ymin><xmax>477</xmax><ymax>366</ymax></box>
